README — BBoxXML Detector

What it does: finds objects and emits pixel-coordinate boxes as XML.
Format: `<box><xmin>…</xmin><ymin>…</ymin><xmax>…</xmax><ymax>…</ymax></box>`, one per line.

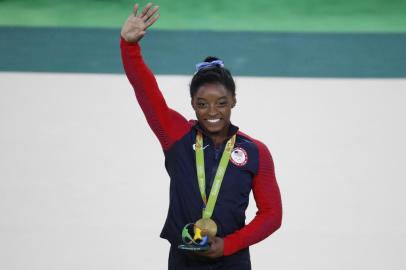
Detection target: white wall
<box><xmin>1</xmin><ymin>72</ymin><xmax>405</xmax><ymax>269</ymax></box>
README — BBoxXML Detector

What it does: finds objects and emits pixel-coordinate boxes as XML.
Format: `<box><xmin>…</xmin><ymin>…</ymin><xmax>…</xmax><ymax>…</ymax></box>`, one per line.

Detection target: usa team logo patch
<box><xmin>230</xmin><ymin>147</ymin><xmax>248</xmax><ymax>166</ymax></box>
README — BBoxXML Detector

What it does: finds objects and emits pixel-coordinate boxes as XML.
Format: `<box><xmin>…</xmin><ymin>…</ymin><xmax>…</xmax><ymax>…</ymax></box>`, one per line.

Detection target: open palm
<box><xmin>121</xmin><ymin>3</ymin><xmax>160</xmax><ymax>43</ymax></box>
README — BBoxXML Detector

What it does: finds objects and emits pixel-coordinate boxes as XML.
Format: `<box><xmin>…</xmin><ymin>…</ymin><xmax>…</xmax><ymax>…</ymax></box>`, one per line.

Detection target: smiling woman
<box><xmin>192</xmin><ymin>82</ymin><xmax>235</xmax><ymax>144</ymax></box>
<box><xmin>191</xmin><ymin>58</ymin><xmax>236</xmax><ymax>146</ymax></box>
<box><xmin>120</xmin><ymin>3</ymin><xmax>282</xmax><ymax>270</ymax></box>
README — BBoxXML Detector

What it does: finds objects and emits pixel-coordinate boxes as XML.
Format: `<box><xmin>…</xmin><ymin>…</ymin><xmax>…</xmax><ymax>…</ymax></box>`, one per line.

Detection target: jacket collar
<box><xmin>193</xmin><ymin>121</ymin><xmax>239</xmax><ymax>142</ymax></box>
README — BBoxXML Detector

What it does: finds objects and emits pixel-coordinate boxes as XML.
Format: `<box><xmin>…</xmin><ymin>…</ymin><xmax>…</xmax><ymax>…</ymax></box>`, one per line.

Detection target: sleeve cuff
<box><xmin>120</xmin><ymin>36</ymin><xmax>141</xmax><ymax>48</ymax></box>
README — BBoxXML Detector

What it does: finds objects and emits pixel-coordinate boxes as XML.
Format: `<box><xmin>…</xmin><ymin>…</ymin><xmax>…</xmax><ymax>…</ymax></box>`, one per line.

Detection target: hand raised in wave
<box><xmin>121</xmin><ymin>2</ymin><xmax>160</xmax><ymax>43</ymax></box>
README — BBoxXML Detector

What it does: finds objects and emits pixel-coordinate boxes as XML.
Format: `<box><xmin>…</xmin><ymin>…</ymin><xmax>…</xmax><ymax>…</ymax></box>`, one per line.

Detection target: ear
<box><xmin>191</xmin><ymin>97</ymin><xmax>196</xmax><ymax>111</ymax></box>
<box><xmin>231</xmin><ymin>96</ymin><xmax>237</xmax><ymax>108</ymax></box>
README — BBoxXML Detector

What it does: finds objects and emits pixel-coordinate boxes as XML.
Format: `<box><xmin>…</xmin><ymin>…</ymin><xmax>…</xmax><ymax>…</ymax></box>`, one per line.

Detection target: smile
<box><xmin>207</xmin><ymin>119</ymin><xmax>221</xmax><ymax>123</ymax></box>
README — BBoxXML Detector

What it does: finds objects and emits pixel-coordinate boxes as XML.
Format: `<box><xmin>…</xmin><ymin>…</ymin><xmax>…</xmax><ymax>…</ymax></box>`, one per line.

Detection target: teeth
<box><xmin>207</xmin><ymin>119</ymin><xmax>220</xmax><ymax>123</ymax></box>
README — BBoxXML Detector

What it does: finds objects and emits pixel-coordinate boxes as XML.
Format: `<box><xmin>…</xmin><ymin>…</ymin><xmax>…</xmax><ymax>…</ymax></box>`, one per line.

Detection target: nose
<box><xmin>208</xmin><ymin>104</ymin><xmax>218</xmax><ymax>116</ymax></box>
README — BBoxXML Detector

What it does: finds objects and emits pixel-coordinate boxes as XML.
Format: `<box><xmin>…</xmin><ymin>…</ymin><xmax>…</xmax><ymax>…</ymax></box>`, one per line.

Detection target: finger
<box><xmin>204</xmin><ymin>244</ymin><xmax>216</xmax><ymax>255</ymax></box>
<box><xmin>140</xmin><ymin>2</ymin><xmax>153</xmax><ymax>18</ymax></box>
<box><xmin>132</xmin><ymin>3</ymin><xmax>139</xmax><ymax>15</ymax></box>
<box><xmin>142</xmin><ymin>5</ymin><xmax>159</xmax><ymax>21</ymax></box>
<box><xmin>144</xmin><ymin>13</ymin><xmax>160</xmax><ymax>29</ymax></box>
<box><xmin>195</xmin><ymin>244</ymin><xmax>214</xmax><ymax>257</ymax></box>
<box><xmin>201</xmin><ymin>250</ymin><xmax>216</xmax><ymax>259</ymax></box>
<box><xmin>197</xmin><ymin>250</ymin><xmax>213</xmax><ymax>258</ymax></box>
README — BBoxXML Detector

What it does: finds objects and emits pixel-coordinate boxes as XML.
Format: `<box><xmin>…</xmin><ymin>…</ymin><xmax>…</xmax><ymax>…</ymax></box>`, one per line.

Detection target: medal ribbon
<box><xmin>195</xmin><ymin>131</ymin><xmax>236</xmax><ymax>219</ymax></box>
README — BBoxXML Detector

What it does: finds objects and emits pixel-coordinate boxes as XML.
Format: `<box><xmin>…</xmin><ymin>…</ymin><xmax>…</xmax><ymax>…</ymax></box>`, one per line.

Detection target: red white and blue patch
<box><xmin>230</xmin><ymin>147</ymin><xmax>248</xmax><ymax>167</ymax></box>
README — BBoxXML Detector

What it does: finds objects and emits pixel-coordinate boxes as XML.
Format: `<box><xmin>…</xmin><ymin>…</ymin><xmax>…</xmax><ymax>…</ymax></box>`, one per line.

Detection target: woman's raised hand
<box><xmin>121</xmin><ymin>3</ymin><xmax>160</xmax><ymax>43</ymax></box>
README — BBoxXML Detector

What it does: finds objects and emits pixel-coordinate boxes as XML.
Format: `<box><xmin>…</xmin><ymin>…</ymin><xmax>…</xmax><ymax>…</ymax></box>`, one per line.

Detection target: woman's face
<box><xmin>191</xmin><ymin>83</ymin><xmax>236</xmax><ymax>135</ymax></box>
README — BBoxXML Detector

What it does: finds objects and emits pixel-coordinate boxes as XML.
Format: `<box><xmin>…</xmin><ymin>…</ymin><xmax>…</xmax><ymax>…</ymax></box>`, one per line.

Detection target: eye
<box><xmin>217</xmin><ymin>100</ymin><xmax>228</xmax><ymax>107</ymax></box>
<box><xmin>197</xmin><ymin>102</ymin><xmax>207</xmax><ymax>108</ymax></box>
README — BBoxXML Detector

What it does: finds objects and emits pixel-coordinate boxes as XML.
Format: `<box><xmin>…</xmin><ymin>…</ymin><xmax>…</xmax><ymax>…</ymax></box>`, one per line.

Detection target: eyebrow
<box><xmin>196</xmin><ymin>96</ymin><xmax>228</xmax><ymax>101</ymax></box>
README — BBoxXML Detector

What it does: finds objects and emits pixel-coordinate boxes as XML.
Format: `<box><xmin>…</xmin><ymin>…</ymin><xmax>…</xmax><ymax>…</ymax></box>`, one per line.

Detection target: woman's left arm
<box><xmin>223</xmin><ymin>140</ymin><xmax>283</xmax><ymax>256</ymax></box>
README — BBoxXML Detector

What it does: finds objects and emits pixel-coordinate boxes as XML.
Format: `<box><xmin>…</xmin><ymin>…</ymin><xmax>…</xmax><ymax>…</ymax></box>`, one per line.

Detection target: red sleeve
<box><xmin>120</xmin><ymin>37</ymin><xmax>190</xmax><ymax>151</ymax></box>
<box><xmin>223</xmin><ymin>140</ymin><xmax>282</xmax><ymax>256</ymax></box>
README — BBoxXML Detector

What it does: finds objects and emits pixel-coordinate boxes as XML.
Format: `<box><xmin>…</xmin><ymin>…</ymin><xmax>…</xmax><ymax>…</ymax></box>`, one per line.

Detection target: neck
<box><xmin>208</xmin><ymin>123</ymin><xmax>230</xmax><ymax>148</ymax></box>
<box><xmin>211</xmin><ymin>135</ymin><xmax>226</xmax><ymax>148</ymax></box>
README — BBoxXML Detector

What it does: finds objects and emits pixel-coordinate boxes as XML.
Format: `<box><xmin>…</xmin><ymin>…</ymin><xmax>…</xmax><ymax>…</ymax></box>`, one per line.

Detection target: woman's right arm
<box><xmin>120</xmin><ymin>3</ymin><xmax>190</xmax><ymax>151</ymax></box>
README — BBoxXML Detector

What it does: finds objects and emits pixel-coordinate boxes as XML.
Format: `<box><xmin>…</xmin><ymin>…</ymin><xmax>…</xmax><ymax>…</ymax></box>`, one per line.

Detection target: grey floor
<box><xmin>1</xmin><ymin>72</ymin><xmax>405</xmax><ymax>269</ymax></box>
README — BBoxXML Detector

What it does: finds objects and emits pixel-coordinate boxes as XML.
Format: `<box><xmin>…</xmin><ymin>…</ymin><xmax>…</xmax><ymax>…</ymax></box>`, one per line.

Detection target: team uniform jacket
<box><xmin>120</xmin><ymin>38</ymin><xmax>282</xmax><ymax>257</ymax></box>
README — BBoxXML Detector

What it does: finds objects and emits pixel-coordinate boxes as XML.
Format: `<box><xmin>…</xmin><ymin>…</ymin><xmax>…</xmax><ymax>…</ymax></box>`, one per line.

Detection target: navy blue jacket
<box><xmin>121</xmin><ymin>38</ymin><xmax>282</xmax><ymax>256</ymax></box>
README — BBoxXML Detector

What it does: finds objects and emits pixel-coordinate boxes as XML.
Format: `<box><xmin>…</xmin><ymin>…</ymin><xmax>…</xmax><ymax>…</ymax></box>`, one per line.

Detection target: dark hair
<box><xmin>190</xmin><ymin>56</ymin><xmax>236</xmax><ymax>98</ymax></box>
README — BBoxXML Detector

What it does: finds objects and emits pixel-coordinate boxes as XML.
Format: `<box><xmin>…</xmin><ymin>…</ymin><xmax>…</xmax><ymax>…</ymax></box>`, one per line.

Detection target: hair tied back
<box><xmin>195</xmin><ymin>60</ymin><xmax>225</xmax><ymax>73</ymax></box>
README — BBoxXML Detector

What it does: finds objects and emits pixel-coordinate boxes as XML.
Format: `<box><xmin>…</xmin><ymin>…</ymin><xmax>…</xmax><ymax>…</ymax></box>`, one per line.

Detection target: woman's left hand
<box><xmin>198</xmin><ymin>236</ymin><xmax>224</xmax><ymax>259</ymax></box>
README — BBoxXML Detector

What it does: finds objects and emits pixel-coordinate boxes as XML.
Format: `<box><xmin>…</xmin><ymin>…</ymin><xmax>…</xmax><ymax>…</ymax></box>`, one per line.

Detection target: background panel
<box><xmin>1</xmin><ymin>72</ymin><xmax>405</xmax><ymax>269</ymax></box>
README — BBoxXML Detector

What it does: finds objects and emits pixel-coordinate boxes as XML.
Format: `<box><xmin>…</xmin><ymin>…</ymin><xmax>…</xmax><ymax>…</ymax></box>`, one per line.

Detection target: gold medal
<box><xmin>195</xmin><ymin>218</ymin><xmax>217</xmax><ymax>237</ymax></box>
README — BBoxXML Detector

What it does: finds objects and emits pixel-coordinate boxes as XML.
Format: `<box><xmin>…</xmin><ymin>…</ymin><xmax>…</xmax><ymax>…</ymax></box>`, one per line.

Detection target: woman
<box><xmin>120</xmin><ymin>3</ymin><xmax>282</xmax><ymax>269</ymax></box>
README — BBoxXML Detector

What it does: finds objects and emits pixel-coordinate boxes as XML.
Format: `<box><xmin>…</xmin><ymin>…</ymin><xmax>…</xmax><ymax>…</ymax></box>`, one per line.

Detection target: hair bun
<box><xmin>195</xmin><ymin>57</ymin><xmax>225</xmax><ymax>73</ymax></box>
<box><xmin>191</xmin><ymin>56</ymin><xmax>235</xmax><ymax>97</ymax></box>
<box><xmin>204</xmin><ymin>56</ymin><xmax>221</xmax><ymax>63</ymax></box>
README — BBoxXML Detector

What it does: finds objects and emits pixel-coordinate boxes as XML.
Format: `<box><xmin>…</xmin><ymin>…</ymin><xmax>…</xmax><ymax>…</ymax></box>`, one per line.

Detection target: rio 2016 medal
<box><xmin>195</xmin><ymin>218</ymin><xmax>217</xmax><ymax>237</ymax></box>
